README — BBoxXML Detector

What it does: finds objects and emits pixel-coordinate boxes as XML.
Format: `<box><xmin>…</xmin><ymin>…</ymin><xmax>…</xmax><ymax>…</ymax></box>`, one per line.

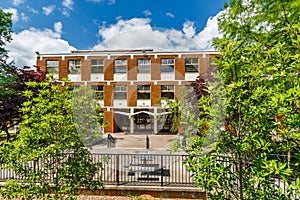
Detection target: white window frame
<box><xmin>185</xmin><ymin>58</ymin><xmax>199</xmax><ymax>73</ymax></box>
<box><xmin>68</xmin><ymin>60</ymin><xmax>81</xmax><ymax>74</ymax></box>
<box><xmin>114</xmin><ymin>85</ymin><xmax>127</xmax><ymax>99</ymax></box>
<box><xmin>137</xmin><ymin>85</ymin><xmax>151</xmax><ymax>99</ymax></box>
<box><xmin>114</xmin><ymin>59</ymin><xmax>127</xmax><ymax>73</ymax></box>
<box><xmin>161</xmin><ymin>58</ymin><xmax>174</xmax><ymax>73</ymax></box>
<box><xmin>46</xmin><ymin>60</ymin><xmax>59</xmax><ymax>73</ymax></box>
<box><xmin>161</xmin><ymin>85</ymin><xmax>174</xmax><ymax>99</ymax></box>
<box><xmin>91</xmin><ymin>59</ymin><xmax>104</xmax><ymax>73</ymax></box>
<box><xmin>137</xmin><ymin>59</ymin><xmax>151</xmax><ymax>73</ymax></box>
<box><xmin>91</xmin><ymin>85</ymin><xmax>104</xmax><ymax>100</ymax></box>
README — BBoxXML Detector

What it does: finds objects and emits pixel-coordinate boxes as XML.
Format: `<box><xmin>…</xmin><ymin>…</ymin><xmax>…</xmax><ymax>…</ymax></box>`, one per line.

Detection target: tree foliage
<box><xmin>72</xmin><ymin>84</ymin><xmax>106</xmax><ymax>148</ymax></box>
<box><xmin>185</xmin><ymin>0</ymin><xmax>300</xmax><ymax>199</ymax></box>
<box><xmin>0</xmin><ymin>80</ymin><xmax>103</xmax><ymax>199</ymax></box>
<box><xmin>0</xmin><ymin>9</ymin><xmax>12</xmax><ymax>54</ymax></box>
<box><xmin>0</xmin><ymin>60</ymin><xmax>47</xmax><ymax>141</ymax></box>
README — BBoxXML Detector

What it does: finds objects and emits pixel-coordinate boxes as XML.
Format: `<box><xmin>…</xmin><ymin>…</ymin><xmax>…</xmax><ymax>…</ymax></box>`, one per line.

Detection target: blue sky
<box><xmin>1</xmin><ymin>0</ymin><xmax>228</xmax><ymax>67</ymax></box>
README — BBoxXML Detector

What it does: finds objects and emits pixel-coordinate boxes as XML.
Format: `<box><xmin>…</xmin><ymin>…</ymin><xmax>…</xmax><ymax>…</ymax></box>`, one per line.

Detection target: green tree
<box><xmin>0</xmin><ymin>63</ymin><xmax>47</xmax><ymax>141</ymax></box>
<box><xmin>185</xmin><ymin>0</ymin><xmax>300</xmax><ymax>199</ymax></box>
<box><xmin>0</xmin><ymin>80</ymin><xmax>103</xmax><ymax>199</ymax></box>
<box><xmin>0</xmin><ymin>9</ymin><xmax>12</xmax><ymax>55</ymax></box>
<box><xmin>72</xmin><ymin>84</ymin><xmax>106</xmax><ymax>148</ymax></box>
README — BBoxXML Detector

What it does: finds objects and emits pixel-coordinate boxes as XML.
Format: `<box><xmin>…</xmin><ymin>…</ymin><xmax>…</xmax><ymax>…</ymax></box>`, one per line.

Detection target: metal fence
<box><xmin>0</xmin><ymin>152</ymin><xmax>298</xmax><ymax>197</ymax></box>
<box><xmin>94</xmin><ymin>153</ymin><xmax>196</xmax><ymax>187</ymax></box>
<box><xmin>0</xmin><ymin>153</ymin><xmax>196</xmax><ymax>187</ymax></box>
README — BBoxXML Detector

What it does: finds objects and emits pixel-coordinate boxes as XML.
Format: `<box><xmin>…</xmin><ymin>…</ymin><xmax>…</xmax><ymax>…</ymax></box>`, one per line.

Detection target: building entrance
<box><xmin>113</xmin><ymin>108</ymin><xmax>171</xmax><ymax>134</ymax></box>
<box><xmin>134</xmin><ymin>110</ymin><xmax>153</xmax><ymax>133</ymax></box>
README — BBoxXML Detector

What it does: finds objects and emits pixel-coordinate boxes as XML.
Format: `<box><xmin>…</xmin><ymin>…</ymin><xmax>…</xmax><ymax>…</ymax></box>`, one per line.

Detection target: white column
<box><xmin>154</xmin><ymin>107</ymin><xmax>158</xmax><ymax>134</ymax></box>
<box><xmin>130</xmin><ymin>108</ymin><xmax>134</xmax><ymax>134</ymax></box>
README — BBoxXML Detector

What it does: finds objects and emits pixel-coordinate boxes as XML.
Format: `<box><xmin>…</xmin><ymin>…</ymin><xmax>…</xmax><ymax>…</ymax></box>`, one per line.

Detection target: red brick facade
<box><xmin>37</xmin><ymin>50</ymin><xmax>218</xmax><ymax>133</ymax></box>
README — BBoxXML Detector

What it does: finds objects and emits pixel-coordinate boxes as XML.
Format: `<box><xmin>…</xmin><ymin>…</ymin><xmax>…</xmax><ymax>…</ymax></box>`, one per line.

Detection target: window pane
<box><xmin>138</xmin><ymin>85</ymin><xmax>150</xmax><ymax>91</ymax></box>
<box><xmin>185</xmin><ymin>65</ymin><xmax>198</xmax><ymax>72</ymax></box>
<box><xmin>138</xmin><ymin>59</ymin><xmax>150</xmax><ymax>65</ymax></box>
<box><xmin>46</xmin><ymin>60</ymin><xmax>59</xmax><ymax>73</ymax></box>
<box><xmin>161</xmin><ymin>58</ymin><xmax>174</xmax><ymax>64</ymax></box>
<box><xmin>68</xmin><ymin>60</ymin><xmax>81</xmax><ymax>74</ymax></box>
<box><xmin>114</xmin><ymin>92</ymin><xmax>127</xmax><ymax>99</ymax></box>
<box><xmin>91</xmin><ymin>66</ymin><xmax>104</xmax><ymax>73</ymax></box>
<box><xmin>161</xmin><ymin>92</ymin><xmax>174</xmax><ymax>99</ymax></box>
<box><xmin>46</xmin><ymin>60</ymin><xmax>58</xmax><ymax>66</ymax></box>
<box><xmin>115</xmin><ymin>59</ymin><xmax>127</xmax><ymax>65</ymax></box>
<box><xmin>161</xmin><ymin>85</ymin><xmax>174</xmax><ymax>91</ymax></box>
<box><xmin>91</xmin><ymin>59</ymin><xmax>103</xmax><ymax>65</ymax></box>
<box><xmin>114</xmin><ymin>66</ymin><xmax>126</xmax><ymax>73</ymax></box>
<box><xmin>138</xmin><ymin>65</ymin><xmax>150</xmax><ymax>73</ymax></box>
<box><xmin>161</xmin><ymin>65</ymin><xmax>174</xmax><ymax>72</ymax></box>
<box><xmin>138</xmin><ymin>93</ymin><xmax>150</xmax><ymax>99</ymax></box>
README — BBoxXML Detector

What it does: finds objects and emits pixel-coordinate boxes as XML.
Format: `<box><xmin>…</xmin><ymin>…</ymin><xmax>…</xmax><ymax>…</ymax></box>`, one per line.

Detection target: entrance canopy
<box><xmin>114</xmin><ymin>110</ymin><xmax>170</xmax><ymax>117</ymax></box>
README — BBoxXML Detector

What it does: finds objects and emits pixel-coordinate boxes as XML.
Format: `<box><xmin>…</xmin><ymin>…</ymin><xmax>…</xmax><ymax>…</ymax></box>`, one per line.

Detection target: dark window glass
<box><xmin>161</xmin><ymin>58</ymin><xmax>174</xmax><ymax>73</ymax></box>
<box><xmin>185</xmin><ymin>58</ymin><xmax>199</xmax><ymax>72</ymax></box>
<box><xmin>91</xmin><ymin>59</ymin><xmax>104</xmax><ymax>73</ymax></box>
<box><xmin>137</xmin><ymin>85</ymin><xmax>150</xmax><ymax>99</ymax></box>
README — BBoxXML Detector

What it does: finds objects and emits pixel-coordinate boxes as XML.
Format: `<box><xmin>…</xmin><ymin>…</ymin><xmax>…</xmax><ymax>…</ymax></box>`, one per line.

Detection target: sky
<box><xmin>1</xmin><ymin>0</ymin><xmax>228</xmax><ymax>68</ymax></box>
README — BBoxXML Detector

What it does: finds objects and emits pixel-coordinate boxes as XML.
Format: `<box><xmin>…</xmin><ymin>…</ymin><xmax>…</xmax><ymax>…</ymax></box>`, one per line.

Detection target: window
<box><xmin>137</xmin><ymin>59</ymin><xmax>151</xmax><ymax>73</ymax></box>
<box><xmin>91</xmin><ymin>85</ymin><xmax>104</xmax><ymax>100</ymax></box>
<box><xmin>68</xmin><ymin>60</ymin><xmax>81</xmax><ymax>74</ymax></box>
<box><xmin>114</xmin><ymin>59</ymin><xmax>127</xmax><ymax>73</ymax></box>
<box><xmin>114</xmin><ymin>85</ymin><xmax>127</xmax><ymax>99</ymax></box>
<box><xmin>161</xmin><ymin>85</ymin><xmax>174</xmax><ymax>99</ymax></box>
<box><xmin>210</xmin><ymin>57</ymin><xmax>219</xmax><ymax>74</ymax></box>
<box><xmin>185</xmin><ymin>58</ymin><xmax>199</xmax><ymax>73</ymax></box>
<box><xmin>161</xmin><ymin>58</ymin><xmax>174</xmax><ymax>73</ymax></box>
<box><xmin>137</xmin><ymin>85</ymin><xmax>150</xmax><ymax>99</ymax></box>
<box><xmin>91</xmin><ymin>59</ymin><xmax>104</xmax><ymax>73</ymax></box>
<box><xmin>46</xmin><ymin>60</ymin><xmax>59</xmax><ymax>73</ymax></box>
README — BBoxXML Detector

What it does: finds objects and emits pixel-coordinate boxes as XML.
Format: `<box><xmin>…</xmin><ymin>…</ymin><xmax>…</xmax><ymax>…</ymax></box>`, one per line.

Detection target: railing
<box><xmin>94</xmin><ymin>153</ymin><xmax>196</xmax><ymax>187</ymax></box>
<box><xmin>0</xmin><ymin>152</ymin><xmax>297</xmax><ymax>196</ymax></box>
<box><xmin>0</xmin><ymin>153</ymin><xmax>196</xmax><ymax>187</ymax></box>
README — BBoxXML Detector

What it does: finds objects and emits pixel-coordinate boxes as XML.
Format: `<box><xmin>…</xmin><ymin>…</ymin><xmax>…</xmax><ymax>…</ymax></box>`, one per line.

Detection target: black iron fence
<box><xmin>0</xmin><ymin>153</ymin><xmax>196</xmax><ymax>187</ymax></box>
<box><xmin>94</xmin><ymin>153</ymin><xmax>196</xmax><ymax>187</ymax></box>
<box><xmin>0</xmin><ymin>152</ymin><xmax>298</xmax><ymax>197</ymax></box>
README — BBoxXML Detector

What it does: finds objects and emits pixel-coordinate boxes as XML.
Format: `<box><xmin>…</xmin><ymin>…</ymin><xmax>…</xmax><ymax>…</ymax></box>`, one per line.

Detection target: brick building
<box><xmin>36</xmin><ymin>49</ymin><xmax>218</xmax><ymax>134</ymax></box>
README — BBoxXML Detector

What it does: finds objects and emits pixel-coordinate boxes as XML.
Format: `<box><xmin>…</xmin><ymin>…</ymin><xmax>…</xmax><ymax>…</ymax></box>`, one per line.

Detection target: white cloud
<box><xmin>86</xmin><ymin>0</ymin><xmax>115</xmax><ymax>4</ymax></box>
<box><xmin>143</xmin><ymin>10</ymin><xmax>152</xmax><ymax>16</ymax></box>
<box><xmin>42</xmin><ymin>5</ymin><xmax>56</xmax><ymax>16</ymax></box>
<box><xmin>93</xmin><ymin>13</ymin><xmax>223</xmax><ymax>51</ymax></box>
<box><xmin>26</xmin><ymin>6</ymin><xmax>38</xmax><ymax>14</ymax></box>
<box><xmin>13</xmin><ymin>0</ymin><xmax>25</xmax><ymax>6</ymax></box>
<box><xmin>21</xmin><ymin>12</ymin><xmax>29</xmax><ymax>22</ymax></box>
<box><xmin>62</xmin><ymin>0</ymin><xmax>74</xmax><ymax>10</ymax></box>
<box><xmin>166</xmin><ymin>12</ymin><xmax>175</xmax><ymax>18</ymax></box>
<box><xmin>54</xmin><ymin>22</ymin><xmax>63</xmax><ymax>34</ymax></box>
<box><xmin>87</xmin><ymin>0</ymin><xmax>104</xmax><ymax>2</ymax></box>
<box><xmin>4</xmin><ymin>10</ymin><xmax>223</xmax><ymax>68</ymax></box>
<box><xmin>3</xmin><ymin>8</ymin><xmax>18</xmax><ymax>22</ymax></box>
<box><xmin>193</xmin><ymin>11</ymin><xmax>223</xmax><ymax>50</ymax></box>
<box><xmin>62</xmin><ymin>8</ymin><xmax>70</xmax><ymax>17</ymax></box>
<box><xmin>108</xmin><ymin>0</ymin><xmax>116</xmax><ymax>5</ymax></box>
<box><xmin>5</xmin><ymin>27</ymin><xmax>76</xmax><ymax>68</ymax></box>
<box><xmin>183</xmin><ymin>21</ymin><xmax>196</xmax><ymax>38</ymax></box>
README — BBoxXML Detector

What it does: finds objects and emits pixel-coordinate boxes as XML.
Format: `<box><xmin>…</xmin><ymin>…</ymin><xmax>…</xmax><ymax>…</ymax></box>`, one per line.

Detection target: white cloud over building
<box><xmin>4</xmin><ymin>11</ymin><xmax>223</xmax><ymax>68</ymax></box>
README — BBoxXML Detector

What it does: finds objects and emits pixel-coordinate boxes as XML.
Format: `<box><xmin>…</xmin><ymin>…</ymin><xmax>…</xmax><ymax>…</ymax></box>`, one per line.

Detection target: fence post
<box><xmin>146</xmin><ymin>134</ymin><xmax>149</xmax><ymax>149</ymax></box>
<box><xmin>116</xmin><ymin>154</ymin><xmax>120</xmax><ymax>185</ymax></box>
<box><xmin>161</xmin><ymin>155</ymin><xmax>164</xmax><ymax>186</ymax></box>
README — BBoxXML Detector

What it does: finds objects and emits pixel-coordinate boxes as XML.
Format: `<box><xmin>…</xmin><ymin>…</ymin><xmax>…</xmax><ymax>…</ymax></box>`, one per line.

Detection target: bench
<box><xmin>141</xmin><ymin>169</ymin><xmax>170</xmax><ymax>176</ymax></box>
<box><xmin>137</xmin><ymin>177</ymin><xmax>159</xmax><ymax>181</ymax></box>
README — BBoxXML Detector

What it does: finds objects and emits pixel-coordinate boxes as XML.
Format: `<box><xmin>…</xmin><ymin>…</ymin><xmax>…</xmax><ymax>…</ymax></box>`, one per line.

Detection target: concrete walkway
<box><xmin>91</xmin><ymin>132</ymin><xmax>185</xmax><ymax>154</ymax></box>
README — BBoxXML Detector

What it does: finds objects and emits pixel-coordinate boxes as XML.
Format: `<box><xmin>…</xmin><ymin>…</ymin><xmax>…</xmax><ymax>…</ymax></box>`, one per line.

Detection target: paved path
<box><xmin>91</xmin><ymin>132</ymin><xmax>186</xmax><ymax>154</ymax></box>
